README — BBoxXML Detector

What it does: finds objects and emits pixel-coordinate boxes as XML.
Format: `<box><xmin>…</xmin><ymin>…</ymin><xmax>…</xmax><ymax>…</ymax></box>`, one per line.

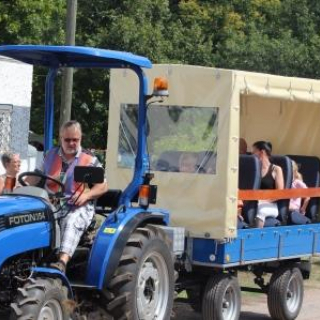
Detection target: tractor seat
<box><xmin>95</xmin><ymin>189</ymin><xmax>122</xmax><ymax>214</ymax></box>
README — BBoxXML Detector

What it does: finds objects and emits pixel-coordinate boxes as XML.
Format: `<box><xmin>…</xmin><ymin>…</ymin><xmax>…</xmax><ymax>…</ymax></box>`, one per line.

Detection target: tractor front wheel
<box><xmin>10</xmin><ymin>277</ymin><xmax>70</xmax><ymax>320</ymax></box>
<box><xmin>106</xmin><ymin>225</ymin><xmax>175</xmax><ymax>320</ymax></box>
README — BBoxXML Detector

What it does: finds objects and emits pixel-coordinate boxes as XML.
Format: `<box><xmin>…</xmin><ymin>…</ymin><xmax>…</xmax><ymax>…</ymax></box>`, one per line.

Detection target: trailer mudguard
<box><xmin>0</xmin><ymin>222</ymin><xmax>51</xmax><ymax>268</ymax></box>
<box><xmin>86</xmin><ymin>207</ymin><xmax>169</xmax><ymax>289</ymax></box>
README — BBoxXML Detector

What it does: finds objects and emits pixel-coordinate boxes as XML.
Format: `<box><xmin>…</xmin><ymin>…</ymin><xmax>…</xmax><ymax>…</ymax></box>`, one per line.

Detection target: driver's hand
<box><xmin>70</xmin><ymin>191</ymin><xmax>91</xmax><ymax>207</ymax></box>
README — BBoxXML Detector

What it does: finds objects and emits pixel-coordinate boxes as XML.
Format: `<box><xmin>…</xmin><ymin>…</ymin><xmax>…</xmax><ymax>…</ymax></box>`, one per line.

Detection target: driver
<box><xmin>36</xmin><ymin>120</ymin><xmax>108</xmax><ymax>273</ymax></box>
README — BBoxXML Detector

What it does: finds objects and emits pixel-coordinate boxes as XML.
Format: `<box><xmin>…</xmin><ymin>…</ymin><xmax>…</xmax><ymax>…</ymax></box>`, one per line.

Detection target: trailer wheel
<box><xmin>267</xmin><ymin>267</ymin><xmax>304</xmax><ymax>320</ymax></box>
<box><xmin>106</xmin><ymin>225</ymin><xmax>174</xmax><ymax>320</ymax></box>
<box><xmin>202</xmin><ymin>274</ymin><xmax>241</xmax><ymax>320</ymax></box>
<box><xmin>10</xmin><ymin>277</ymin><xmax>70</xmax><ymax>320</ymax></box>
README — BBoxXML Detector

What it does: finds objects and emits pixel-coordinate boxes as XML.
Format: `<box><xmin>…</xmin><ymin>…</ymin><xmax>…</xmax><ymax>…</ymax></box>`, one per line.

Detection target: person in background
<box><xmin>35</xmin><ymin>120</ymin><xmax>108</xmax><ymax>273</ymax></box>
<box><xmin>289</xmin><ymin>160</ymin><xmax>311</xmax><ymax>224</ymax></box>
<box><xmin>179</xmin><ymin>152</ymin><xmax>199</xmax><ymax>173</ymax></box>
<box><xmin>252</xmin><ymin>141</ymin><xmax>284</xmax><ymax>228</ymax></box>
<box><xmin>0</xmin><ymin>152</ymin><xmax>21</xmax><ymax>194</ymax></box>
<box><xmin>239</xmin><ymin>138</ymin><xmax>248</xmax><ymax>155</ymax></box>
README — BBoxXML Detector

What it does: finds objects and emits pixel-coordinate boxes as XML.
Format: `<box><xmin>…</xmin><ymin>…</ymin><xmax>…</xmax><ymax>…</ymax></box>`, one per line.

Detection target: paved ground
<box><xmin>173</xmin><ymin>285</ymin><xmax>320</xmax><ymax>320</ymax></box>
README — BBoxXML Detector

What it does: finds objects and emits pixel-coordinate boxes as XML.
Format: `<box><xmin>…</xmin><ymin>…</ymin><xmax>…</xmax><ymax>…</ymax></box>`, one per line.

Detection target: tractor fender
<box><xmin>31</xmin><ymin>267</ymin><xmax>74</xmax><ymax>299</ymax></box>
<box><xmin>86</xmin><ymin>208</ymin><xmax>168</xmax><ymax>289</ymax></box>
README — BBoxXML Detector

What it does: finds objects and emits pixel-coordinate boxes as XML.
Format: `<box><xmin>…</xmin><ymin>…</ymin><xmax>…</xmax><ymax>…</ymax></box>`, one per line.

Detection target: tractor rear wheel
<box><xmin>106</xmin><ymin>225</ymin><xmax>175</xmax><ymax>320</ymax></box>
<box><xmin>10</xmin><ymin>277</ymin><xmax>70</xmax><ymax>320</ymax></box>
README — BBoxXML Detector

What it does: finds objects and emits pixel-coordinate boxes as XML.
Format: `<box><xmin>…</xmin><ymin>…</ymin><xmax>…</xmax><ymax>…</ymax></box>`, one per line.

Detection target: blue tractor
<box><xmin>0</xmin><ymin>46</ymin><xmax>175</xmax><ymax>320</ymax></box>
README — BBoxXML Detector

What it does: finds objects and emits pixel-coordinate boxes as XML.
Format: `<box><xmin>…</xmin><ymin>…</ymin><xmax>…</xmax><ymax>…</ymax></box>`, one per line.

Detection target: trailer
<box><xmin>0</xmin><ymin>46</ymin><xmax>319</xmax><ymax>320</ymax></box>
<box><xmin>107</xmin><ymin>65</ymin><xmax>320</xmax><ymax>320</ymax></box>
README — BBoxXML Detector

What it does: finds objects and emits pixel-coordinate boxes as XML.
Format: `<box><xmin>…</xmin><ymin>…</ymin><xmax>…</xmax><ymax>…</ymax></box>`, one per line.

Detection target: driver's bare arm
<box><xmin>70</xmin><ymin>181</ymin><xmax>108</xmax><ymax>207</ymax></box>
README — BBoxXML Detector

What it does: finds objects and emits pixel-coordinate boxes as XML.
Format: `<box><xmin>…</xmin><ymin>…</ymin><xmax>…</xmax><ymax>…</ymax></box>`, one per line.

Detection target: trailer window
<box><xmin>118</xmin><ymin>104</ymin><xmax>219</xmax><ymax>174</ymax></box>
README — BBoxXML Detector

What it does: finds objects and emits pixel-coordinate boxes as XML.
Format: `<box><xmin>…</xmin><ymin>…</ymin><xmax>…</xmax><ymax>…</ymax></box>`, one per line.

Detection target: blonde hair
<box><xmin>292</xmin><ymin>160</ymin><xmax>303</xmax><ymax>181</ymax></box>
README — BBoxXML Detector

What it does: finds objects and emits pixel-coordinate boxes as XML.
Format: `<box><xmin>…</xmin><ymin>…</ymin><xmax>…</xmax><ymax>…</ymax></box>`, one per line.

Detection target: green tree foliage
<box><xmin>0</xmin><ymin>0</ymin><xmax>65</xmax><ymax>45</ymax></box>
<box><xmin>2</xmin><ymin>0</ymin><xmax>320</xmax><ymax>148</ymax></box>
<box><xmin>0</xmin><ymin>0</ymin><xmax>66</xmax><ymax>146</ymax></box>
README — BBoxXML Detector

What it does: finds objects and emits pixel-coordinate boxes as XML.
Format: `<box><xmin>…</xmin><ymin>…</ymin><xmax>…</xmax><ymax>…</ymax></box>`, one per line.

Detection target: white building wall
<box><xmin>0</xmin><ymin>56</ymin><xmax>33</xmax><ymax>107</ymax></box>
<box><xmin>0</xmin><ymin>56</ymin><xmax>34</xmax><ymax>175</ymax></box>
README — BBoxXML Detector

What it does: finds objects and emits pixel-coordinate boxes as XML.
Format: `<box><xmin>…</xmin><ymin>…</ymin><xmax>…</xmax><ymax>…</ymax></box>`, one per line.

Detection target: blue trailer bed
<box><xmin>192</xmin><ymin>223</ymin><xmax>320</xmax><ymax>267</ymax></box>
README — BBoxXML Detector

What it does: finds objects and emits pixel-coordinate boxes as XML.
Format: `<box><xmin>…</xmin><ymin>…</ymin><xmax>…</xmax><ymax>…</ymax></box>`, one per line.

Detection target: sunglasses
<box><xmin>63</xmin><ymin>138</ymin><xmax>80</xmax><ymax>143</ymax></box>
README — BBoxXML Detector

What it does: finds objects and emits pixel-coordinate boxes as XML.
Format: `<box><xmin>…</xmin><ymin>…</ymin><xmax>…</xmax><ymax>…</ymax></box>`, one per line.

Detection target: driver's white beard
<box><xmin>65</xmin><ymin>150</ymin><xmax>76</xmax><ymax>154</ymax></box>
<box><xmin>63</xmin><ymin>149</ymin><xmax>78</xmax><ymax>155</ymax></box>
<box><xmin>63</xmin><ymin>148</ymin><xmax>78</xmax><ymax>156</ymax></box>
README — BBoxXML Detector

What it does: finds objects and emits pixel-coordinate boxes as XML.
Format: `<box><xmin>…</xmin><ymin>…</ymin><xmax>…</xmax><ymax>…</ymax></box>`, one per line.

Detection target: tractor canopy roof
<box><xmin>0</xmin><ymin>45</ymin><xmax>152</xmax><ymax>69</ymax></box>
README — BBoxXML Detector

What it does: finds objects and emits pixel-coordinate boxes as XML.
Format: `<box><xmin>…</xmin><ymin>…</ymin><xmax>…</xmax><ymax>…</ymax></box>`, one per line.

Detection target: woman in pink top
<box><xmin>289</xmin><ymin>160</ymin><xmax>311</xmax><ymax>224</ymax></box>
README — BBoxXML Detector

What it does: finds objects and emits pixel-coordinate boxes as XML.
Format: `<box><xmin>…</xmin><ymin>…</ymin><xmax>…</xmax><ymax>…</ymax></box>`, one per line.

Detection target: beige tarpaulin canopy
<box><xmin>107</xmin><ymin>65</ymin><xmax>320</xmax><ymax>239</ymax></box>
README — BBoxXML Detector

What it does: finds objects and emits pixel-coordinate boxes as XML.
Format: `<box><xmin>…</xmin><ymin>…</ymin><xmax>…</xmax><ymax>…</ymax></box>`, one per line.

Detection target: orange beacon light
<box><xmin>152</xmin><ymin>77</ymin><xmax>169</xmax><ymax>97</ymax></box>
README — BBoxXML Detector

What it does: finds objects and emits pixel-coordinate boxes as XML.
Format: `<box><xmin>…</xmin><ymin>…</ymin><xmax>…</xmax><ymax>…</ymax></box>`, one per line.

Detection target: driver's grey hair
<box><xmin>59</xmin><ymin>120</ymin><xmax>82</xmax><ymax>136</ymax></box>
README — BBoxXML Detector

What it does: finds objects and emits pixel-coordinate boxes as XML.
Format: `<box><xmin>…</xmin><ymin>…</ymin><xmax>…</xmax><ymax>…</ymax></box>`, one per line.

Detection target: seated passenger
<box><xmin>0</xmin><ymin>152</ymin><xmax>21</xmax><ymax>194</ymax></box>
<box><xmin>179</xmin><ymin>152</ymin><xmax>199</xmax><ymax>173</ymax></box>
<box><xmin>239</xmin><ymin>138</ymin><xmax>248</xmax><ymax>155</ymax></box>
<box><xmin>289</xmin><ymin>160</ymin><xmax>311</xmax><ymax>224</ymax></box>
<box><xmin>237</xmin><ymin>199</ymin><xmax>248</xmax><ymax>228</ymax></box>
<box><xmin>252</xmin><ymin>141</ymin><xmax>284</xmax><ymax>228</ymax></box>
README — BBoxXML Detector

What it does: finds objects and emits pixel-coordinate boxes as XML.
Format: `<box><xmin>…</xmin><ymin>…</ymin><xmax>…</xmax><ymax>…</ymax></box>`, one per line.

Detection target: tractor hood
<box><xmin>0</xmin><ymin>195</ymin><xmax>52</xmax><ymax>268</ymax></box>
<box><xmin>0</xmin><ymin>195</ymin><xmax>48</xmax><ymax>216</ymax></box>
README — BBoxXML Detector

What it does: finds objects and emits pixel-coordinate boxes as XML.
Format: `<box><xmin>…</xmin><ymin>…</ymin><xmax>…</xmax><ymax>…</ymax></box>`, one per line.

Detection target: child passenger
<box><xmin>289</xmin><ymin>160</ymin><xmax>311</xmax><ymax>224</ymax></box>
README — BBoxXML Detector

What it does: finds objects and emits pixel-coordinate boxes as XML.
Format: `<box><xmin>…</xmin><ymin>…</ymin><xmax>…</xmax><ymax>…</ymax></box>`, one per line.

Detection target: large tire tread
<box><xmin>202</xmin><ymin>274</ymin><xmax>241</xmax><ymax>320</ymax></box>
<box><xmin>267</xmin><ymin>267</ymin><xmax>304</xmax><ymax>320</ymax></box>
<box><xmin>107</xmin><ymin>292</ymin><xmax>131</xmax><ymax>311</ymax></box>
<box><xmin>10</xmin><ymin>277</ymin><xmax>69</xmax><ymax>320</ymax></box>
<box><xmin>119</xmin><ymin>255</ymin><xmax>138</xmax><ymax>265</ymax></box>
<box><xmin>105</xmin><ymin>225</ymin><xmax>174</xmax><ymax>320</ymax></box>
<box><xmin>108</xmin><ymin>272</ymin><xmax>134</xmax><ymax>289</ymax></box>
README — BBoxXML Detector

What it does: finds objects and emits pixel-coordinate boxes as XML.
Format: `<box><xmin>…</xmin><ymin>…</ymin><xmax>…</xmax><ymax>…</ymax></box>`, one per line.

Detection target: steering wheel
<box><xmin>18</xmin><ymin>171</ymin><xmax>65</xmax><ymax>196</ymax></box>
